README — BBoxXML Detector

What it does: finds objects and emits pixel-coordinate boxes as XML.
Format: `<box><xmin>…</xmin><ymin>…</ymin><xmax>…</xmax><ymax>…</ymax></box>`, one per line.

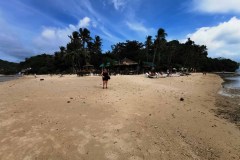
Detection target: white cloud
<box><xmin>42</xmin><ymin>29</ymin><xmax>56</xmax><ymax>40</ymax></box>
<box><xmin>34</xmin><ymin>17</ymin><xmax>91</xmax><ymax>52</ymax></box>
<box><xmin>192</xmin><ymin>0</ymin><xmax>240</xmax><ymax>13</ymax></box>
<box><xmin>99</xmin><ymin>26</ymin><xmax>123</xmax><ymax>43</ymax></box>
<box><xmin>126</xmin><ymin>21</ymin><xmax>155</xmax><ymax>36</ymax></box>
<box><xmin>185</xmin><ymin>17</ymin><xmax>240</xmax><ymax>61</ymax></box>
<box><xmin>78</xmin><ymin>17</ymin><xmax>91</xmax><ymax>27</ymax></box>
<box><xmin>110</xmin><ymin>0</ymin><xmax>126</xmax><ymax>10</ymax></box>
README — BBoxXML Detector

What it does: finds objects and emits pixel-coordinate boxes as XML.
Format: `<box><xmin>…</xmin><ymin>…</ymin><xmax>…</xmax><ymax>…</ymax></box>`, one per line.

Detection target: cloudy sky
<box><xmin>0</xmin><ymin>0</ymin><xmax>240</xmax><ymax>62</ymax></box>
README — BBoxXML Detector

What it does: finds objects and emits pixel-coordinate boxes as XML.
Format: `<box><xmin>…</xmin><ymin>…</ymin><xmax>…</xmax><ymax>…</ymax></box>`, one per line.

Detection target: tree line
<box><xmin>0</xmin><ymin>27</ymin><xmax>239</xmax><ymax>75</ymax></box>
<box><xmin>0</xmin><ymin>59</ymin><xmax>19</xmax><ymax>75</ymax></box>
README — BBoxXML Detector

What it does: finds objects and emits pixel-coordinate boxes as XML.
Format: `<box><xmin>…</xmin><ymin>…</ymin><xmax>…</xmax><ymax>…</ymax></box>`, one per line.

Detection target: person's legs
<box><xmin>106</xmin><ymin>81</ymin><xmax>108</xmax><ymax>89</ymax></box>
<box><xmin>103</xmin><ymin>81</ymin><xmax>107</xmax><ymax>89</ymax></box>
<box><xmin>102</xmin><ymin>81</ymin><xmax>105</xmax><ymax>89</ymax></box>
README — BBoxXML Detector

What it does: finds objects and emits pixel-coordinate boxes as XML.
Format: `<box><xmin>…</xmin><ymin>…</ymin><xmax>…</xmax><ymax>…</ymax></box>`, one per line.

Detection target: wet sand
<box><xmin>214</xmin><ymin>94</ymin><xmax>240</xmax><ymax>129</ymax></box>
<box><xmin>0</xmin><ymin>73</ymin><xmax>240</xmax><ymax>160</ymax></box>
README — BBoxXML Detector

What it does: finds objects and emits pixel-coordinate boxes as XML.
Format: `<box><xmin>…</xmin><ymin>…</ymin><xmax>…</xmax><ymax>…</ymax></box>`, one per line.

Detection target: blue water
<box><xmin>224</xmin><ymin>69</ymin><xmax>240</xmax><ymax>89</ymax></box>
<box><xmin>224</xmin><ymin>76</ymin><xmax>240</xmax><ymax>89</ymax></box>
<box><xmin>220</xmin><ymin>68</ymin><xmax>240</xmax><ymax>97</ymax></box>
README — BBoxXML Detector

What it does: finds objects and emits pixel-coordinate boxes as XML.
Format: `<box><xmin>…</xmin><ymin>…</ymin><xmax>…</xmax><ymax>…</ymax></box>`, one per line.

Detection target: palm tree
<box><xmin>184</xmin><ymin>38</ymin><xmax>194</xmax><ymax>69</ymax></box>
<box><xmin>65</xmin><ymin>49</ymin><xmax>87</xmax><ymax>73</ymax></box>
<box><xmin>167</xmin><ymin>40</ymin><xmax>179</xmax><ymax>69</ymax></box>
<box><xmin>79</xmin><ymin>28</ymin><xmax>91</xmax><ymax>49</ymax></box>
<box><xmin>59</xmin><ymin>46</ymin><xmax>66</xmax><ymax>53</ymax></box>
<box><xmin>156</xmin><ymin>28</ymin><xmax>167</xmax><ymax>40</ymax></box>
<box><xmin>152</xmin><ymin>28</ymin><xmax>167</xmax><ymax>68</ymax></box>
<box><xmin>145</xmin><ymin>36</ymin><xmax>153</xmax><ymax>62</ymax></box>
<box><xmin>79</xmin><ymin>28</ymin><xmax>92</xmax><ymax>63</ymax></box>
<box><xmin>67</xmin><ymin>31</ymin><xmax>82</xmax><ymax>51</ymax></box>
<box><xmin>92</xmin><ymin>35</ymin><xmax>102</xmax><ymax>54</ymax></box>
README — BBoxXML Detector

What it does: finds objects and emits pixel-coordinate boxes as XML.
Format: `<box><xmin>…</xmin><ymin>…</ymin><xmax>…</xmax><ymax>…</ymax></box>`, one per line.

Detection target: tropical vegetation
<box><xmin>0</xmin><ymin>27</ymin><xmax>239</xmax><ymax>75</ymax></box>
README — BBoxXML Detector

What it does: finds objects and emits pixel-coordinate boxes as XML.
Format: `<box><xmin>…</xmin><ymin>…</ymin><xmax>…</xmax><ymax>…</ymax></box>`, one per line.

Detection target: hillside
<box><xmin>0</xmin><ymin>59</ymin><xmax>19</xmax><ymax>75</ymax></box>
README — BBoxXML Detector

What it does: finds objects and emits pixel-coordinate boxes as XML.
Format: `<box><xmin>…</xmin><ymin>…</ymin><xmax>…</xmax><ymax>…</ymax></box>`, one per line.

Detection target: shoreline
<box><xmin>0</xmin><ymin>73</ymin><xmax>240</xmax><ymax>159</ymax></box>
<box><xmin>214</xmin><ymin>94</ymin><xmax>240</xmax><ymax>129</ymax></box>
<box><xmin>0</xmin><ymin>75</ymin><xmax>21</xmax><ymax>82</ymax></box>
<box><xmin>214</xmin><ymin>74</ymin><xmax>240</xmax><ymax>129</ymax></box>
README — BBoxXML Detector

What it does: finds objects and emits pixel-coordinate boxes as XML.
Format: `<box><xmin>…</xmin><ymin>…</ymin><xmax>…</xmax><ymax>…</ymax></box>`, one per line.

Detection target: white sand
<box><xmin>0</xmin><ymin>73</ymin><xmax>240</xmax><ymax>160</ymax></box>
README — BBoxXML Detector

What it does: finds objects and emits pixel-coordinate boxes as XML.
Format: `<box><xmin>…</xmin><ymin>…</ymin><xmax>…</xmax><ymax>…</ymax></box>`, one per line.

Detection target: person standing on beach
<box><xmin>101</xmin><ymin>69</ymin><xmax>110</xmax><ymax>89</ymax></box>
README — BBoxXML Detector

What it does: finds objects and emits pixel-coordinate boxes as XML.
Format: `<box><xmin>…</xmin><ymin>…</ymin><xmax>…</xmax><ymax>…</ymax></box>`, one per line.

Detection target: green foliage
<box><xmin>65</xmin><ymin>28</ymin><xmax>102</xmax><ymax>72</ymax></box>
<box><xmin>0</xmin><ymin>59</ymin><xmax>19</xmax><ymax>75</ymax></box>
<box><xmin>89</xmin><ymin>36</ymin><xmax>102</xmax><ymax>68</ymax></box>
<box><xmin>3</xmin><ymin>27</ymin><xmax>238</xmax><ymax>74</ymax></box>
<box><xmin>20</xmin><ymin>54</ymin><xmax>55</xmax><ymax>74</ymax></box>
<box><xmin>152</xmin><ymin>28</ymin><xmax>167</xmax><ymax>69</ymax></box>
<box><xmin>144</xmin><ymin>35</ymin><xmax>154</xmax><ymax>62</ymax></box>
<box><xmin>111</xmin><ymin>40</ymin><xmax>144</xmax><ymax>61</ymax></box>
<box><xmin>206</xmin><ymin>58</ymin><xmax>239</xmax><ymax>72</ymax></box>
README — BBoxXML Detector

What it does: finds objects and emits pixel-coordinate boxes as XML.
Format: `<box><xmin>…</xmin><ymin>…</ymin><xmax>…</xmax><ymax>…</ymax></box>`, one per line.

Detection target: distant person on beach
<box><xmin>101</xmin><ymin>69</ymin><xmax>110</xmax><ymax>89</ymax></box>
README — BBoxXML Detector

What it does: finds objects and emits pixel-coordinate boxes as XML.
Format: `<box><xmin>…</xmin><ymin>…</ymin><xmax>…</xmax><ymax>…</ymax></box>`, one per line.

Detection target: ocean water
<box><xmin>220</xmin><ymin>68</ymin><xmax>240</xmax><ymax>97</ymax></box>
<box><xmin>0</xmin><ymin>75</ymin><xmax>20</xmax><ymax>82</ymax></box>
<box><xmin>224</xmin><ymin>68</ymin><xmax>240</xmax><ymax>88</ymax></box>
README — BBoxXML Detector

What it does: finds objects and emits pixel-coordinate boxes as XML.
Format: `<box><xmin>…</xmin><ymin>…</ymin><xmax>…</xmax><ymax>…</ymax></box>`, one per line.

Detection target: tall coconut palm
<box><xmin>145</xmin><ymin>36</ymin><xmax>153</xmax><ymax>62</ymax></box>
<box><xmin>152</xmin><ymin>28</ymin><xmax>167</xmax><ymax>68</ymax></box>
<box><xmin>167</xmin><ymin>40</ymin><xmax>179</xmax><ymax>69</ymax></box>
<box><xmin>184</xmin><ymin>38</ymin><xmax>194</xmax><ymax>69</ymax></box>
<box><xmin>67</xmin><ymin>31</ymin><xmax>82</xmax><ymax>51</ymax></box>
<box><xmin>156</xmin><ymin>28</ymin><xmax>167</xmax><ymax>41</ymax></box>
<box><xmin>79</xmin><ymin>28</ymin><xmax>91</xmax><ymax>49</ymax></box>
<box><xmin>93</xmin><ymin>36</ymin><xmax>102</xmax><ymax>54</ymax></box>
<box><xmin>79</xmin><ymin>28</ymin><xmax>92</xmax><ymax>62</ymax></box>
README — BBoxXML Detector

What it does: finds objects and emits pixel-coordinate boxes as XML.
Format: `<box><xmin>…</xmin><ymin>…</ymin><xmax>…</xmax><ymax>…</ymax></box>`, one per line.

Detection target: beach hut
<box><xmin>83</xmin><ymin>64</ymin><xmax>94</xmax><ymax>70</ymax></box>
<box><xmin>114</xmin><ymin>58</ymin><xmax>138</xmax><ymax>74</ymax></box>
<box><xmin>77</xmin><ymin>63</ymin><xmax>95</xmax><ymax>76</ymax></box>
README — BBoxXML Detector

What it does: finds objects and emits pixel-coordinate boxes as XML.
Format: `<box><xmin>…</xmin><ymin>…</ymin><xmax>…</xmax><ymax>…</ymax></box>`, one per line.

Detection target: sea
<box><xmin>219</xmin><ymin>68</ymin><xmax>240</xmax><ymax>97</ymax></box>
<box><xmin>0</xmin><ymin>75</ymin><xmax>21</xmax><ymax>83</ymax></box>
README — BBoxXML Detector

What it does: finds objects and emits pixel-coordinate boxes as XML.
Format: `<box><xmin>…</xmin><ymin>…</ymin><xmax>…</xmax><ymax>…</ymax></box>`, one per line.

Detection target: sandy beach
<box><xmin>0</xmin><ymin>73</ymin><xmax>240</xmax><ymax>160</ymax></box>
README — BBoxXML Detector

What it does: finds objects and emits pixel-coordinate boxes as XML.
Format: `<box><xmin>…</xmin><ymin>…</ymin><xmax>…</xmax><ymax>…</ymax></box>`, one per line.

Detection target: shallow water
<box><xmin>220</xmin><ymin>68</ymin><xmax>240</xmax><ymax>97</ymax></box>
<box><xmin>225</xmin><ymin>68</ymin><xmax>240</xmax><ymax>88</ymax></box>
<box><xmin>224</xmin><ymin>76</ymin><xmax>240</xmax><ymax>89</ymax></box>
<box><xmin>0</xmin><ymin>75</ymin><xmax>19</xmax><ymax>82</ymax></box>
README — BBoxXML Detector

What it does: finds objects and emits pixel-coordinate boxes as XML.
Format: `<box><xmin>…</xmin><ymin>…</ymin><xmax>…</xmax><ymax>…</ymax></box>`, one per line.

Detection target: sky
<box><xmin>0</xmin><ymin>0</ymin><xmax>240</xmax><ymax>62</ymax></box>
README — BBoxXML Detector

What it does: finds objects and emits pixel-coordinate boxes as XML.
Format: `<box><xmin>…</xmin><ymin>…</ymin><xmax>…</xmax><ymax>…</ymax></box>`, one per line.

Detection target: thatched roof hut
<box><xmin>114</xmin><ymin>58</ymin><xmax>138</xmax><ymax>74</ymax></box>
<box><xmin>115</xmin><ymin>58</ymin><xmax>138</xmax><ymax>66</ymax></box>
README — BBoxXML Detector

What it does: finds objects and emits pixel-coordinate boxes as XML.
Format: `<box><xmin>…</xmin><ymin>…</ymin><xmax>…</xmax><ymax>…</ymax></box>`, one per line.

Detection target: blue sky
<box><xmin>0</xmin><ymin>0</ymin><xmax>240</xmax><ymax>62</ymax></box>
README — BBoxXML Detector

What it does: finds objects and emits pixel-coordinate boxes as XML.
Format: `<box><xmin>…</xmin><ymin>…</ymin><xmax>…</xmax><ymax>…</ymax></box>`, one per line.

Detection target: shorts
<box><xmin>102</xmin><ymin>77</ymin><xmax>108</xmax><ymax>81</ymax></box>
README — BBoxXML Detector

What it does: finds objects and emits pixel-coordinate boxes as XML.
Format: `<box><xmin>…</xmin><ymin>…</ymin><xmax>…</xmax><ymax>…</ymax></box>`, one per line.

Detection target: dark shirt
<box><xmin>102</xmin><ymin>72</ymin><xmax>109</xmax><ymax>81</ymax></box>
